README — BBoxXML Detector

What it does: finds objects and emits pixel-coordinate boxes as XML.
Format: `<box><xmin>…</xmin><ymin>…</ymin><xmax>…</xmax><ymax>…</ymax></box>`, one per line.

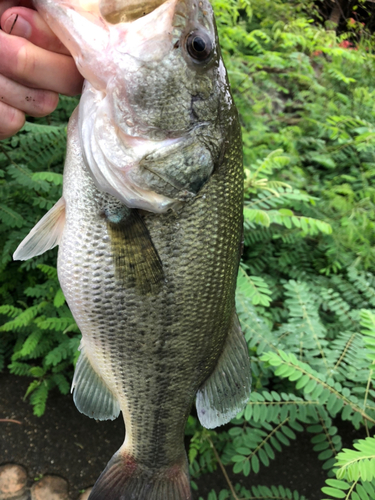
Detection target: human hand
<box><xmin>0</xmin><ymin>0</ymin><xmax>84</xmax><ymax>140</ymax></box>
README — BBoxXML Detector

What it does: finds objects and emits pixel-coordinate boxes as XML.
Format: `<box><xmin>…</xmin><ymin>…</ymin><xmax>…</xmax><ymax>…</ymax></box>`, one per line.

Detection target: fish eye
<box><xmin>186</xmin><ymin>31</ymin><xmax>213</xmax><ymax>62</ymax></box>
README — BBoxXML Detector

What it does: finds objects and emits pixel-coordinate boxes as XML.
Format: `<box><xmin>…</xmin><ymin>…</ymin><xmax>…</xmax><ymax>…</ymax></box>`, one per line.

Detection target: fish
<box><xmin>13</xmin><ymin>0</ymin><xmax>251</xmax><ymax>499</ymax></box>
<box><xmin>100</xmin><ymin>0</ymin><xmax>169</xmax><ymax>22</ymax></box>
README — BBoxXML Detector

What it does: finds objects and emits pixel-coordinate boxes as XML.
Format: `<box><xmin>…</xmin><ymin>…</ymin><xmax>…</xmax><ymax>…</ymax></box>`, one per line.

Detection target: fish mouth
<box><xmin>100</xmin><ymin>0</ymin><xmax>214</xmax><ymax>64</ymax></box>
<box><xmin>100</xmin><ymin>0</ymin><xmax>170</xmax><ymax>23</ymax></box>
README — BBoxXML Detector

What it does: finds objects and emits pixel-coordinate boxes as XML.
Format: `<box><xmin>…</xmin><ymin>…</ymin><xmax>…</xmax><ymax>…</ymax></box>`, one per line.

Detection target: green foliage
<box><xmin>0</xmin><ymin>262</ymin><xmax>80</xmax><ymax>416</ymax></box>
<box><xmin>320</xmin><ymin>314</ymin><xmax>375</xmax><ymax>499</ymax></box>
<box><xmin>2</xmin><ymin>0</ymin><xmax>375</xmax><ymax>499</ymax></box>
<box><xmin>335</xmin><ymin>437</ymin><xmax>375</xmax><ymax>482</ymax></box>
<box><xmin>200</xmin><ymin>485</ymin><xmax>308</xmax><ymax>500</ymax></box>
<box><xmin>0</xmin><ymin>96</ymin><xmax>80</xmax><ymax>416</ymax></box>
<box><xmin>322</xmin><ymin>478</ymin><xmax>375</xmax><ymax>500</ymax></box>
<box><xmin>188</xmin><ymin>0</ymin><xmax>375</xmax><ymax>498</ymax></box>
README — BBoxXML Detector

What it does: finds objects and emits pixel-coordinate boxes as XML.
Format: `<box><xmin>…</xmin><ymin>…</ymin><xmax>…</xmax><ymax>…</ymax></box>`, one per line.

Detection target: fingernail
<box><xmin>4</xmin><ymin>14</ymin><xmax>32</xmax><ymax>38</ymax></box>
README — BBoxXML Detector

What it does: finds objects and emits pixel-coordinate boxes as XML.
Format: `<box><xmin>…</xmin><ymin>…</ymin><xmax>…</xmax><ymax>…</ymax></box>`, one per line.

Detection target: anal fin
<box><xmin>71</xmin><ymin>346</ymin><xmax>120</xmax><ymax>421</ymax></box>
<box><xmin>196</xmin><ymin>313</ymin><xmax>251</xmax><ymax>429</ymax></box>
<box><xmin>13</xmin><ymin>197</ymin><xmax>66</xmax><ymax>261</ymax></box>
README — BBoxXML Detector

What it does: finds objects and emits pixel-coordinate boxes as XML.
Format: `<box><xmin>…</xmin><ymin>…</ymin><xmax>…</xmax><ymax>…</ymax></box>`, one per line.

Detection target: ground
<box><xmin>0</xmin><ymin>371</ymin><xmax>357</xmax><ymax>500</ymax></box>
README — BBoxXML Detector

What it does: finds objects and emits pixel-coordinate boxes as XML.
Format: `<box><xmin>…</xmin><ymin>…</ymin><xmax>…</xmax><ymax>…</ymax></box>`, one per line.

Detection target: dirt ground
<box><xmin>0</xmin><ymin>371</ymin><xmax>357</xmax><ymax>500</ymax></box>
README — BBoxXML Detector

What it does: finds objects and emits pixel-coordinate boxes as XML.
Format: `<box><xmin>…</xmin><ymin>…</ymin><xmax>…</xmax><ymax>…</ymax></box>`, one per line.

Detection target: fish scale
<box><xmin>59</xmin><ymin>109</ymin><xmax>242</xmax><ymax>465</ymax></box>
<box><xmin>15</xmin><ymin>0</ymin><xmax>251</xmax><ymax>498</ymax></box>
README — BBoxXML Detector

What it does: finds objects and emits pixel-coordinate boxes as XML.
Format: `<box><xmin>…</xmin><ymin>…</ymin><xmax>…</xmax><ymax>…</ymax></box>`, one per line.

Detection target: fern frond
<box><xmin>322</xmin><ymin>478</ymin><xmax>375</xmax><ymax>500</ymax></box>
<box><xmin>229</xmin><ymin>418</ymin><xmax>300</xmax><ymax>476</ymax></box>
<box><xmin>0</xmin><ymin>305</ymin><xmax>22</xmax><ymax>317</ymax></box>
<box><xmin>32</xmin><ymin>171</ymin><xmax>63</xmax><ymax>186</ymax></box>
<box><xmin>36</xmin><ymin>264</ymin><xmax>58</xmax><ymax>279</ymax></box>
<box><xmin>307</xmin><ymin>415</ymin><xmax>342</xmax><ymax>473</ymax></box>
<box><xmin>204</xmin><ymin>483</ymin><xmax>308</xmax><ymax>500</ymax></box>
<box><xmin>36</xmin><ymin>316</ymin><xmax>76</xmax><ymax>332</ymax></box>
<box><xmin>45</xmin><ymin>338</ymin><xmax>77</xmax><ymax>367</ymax></box>
<box><xmin>19</xmin><ymin>330</ymin><xmax>43</xmax><ymax>357</ymax></box>
<box><xmin>0</xmin><ymin>204</ymin><xmax>25</xmax><ymax>228</ymax></box>
<box><xmin>245</xmin><ymin>149</ymin><xmax>291</xmax><ymax>181</ymax></box>
<box><xmin>237</xmin><ymin>267</ymin><xmax>272</xmax><ymax>307</ymax></box>
<box><xmin>29</xmin><ymin>380</ymin><xmax>49</xmax><ymax>417</ymax></box>
<box><xmin>261</xmin><ymin>350</ymin><xmax>375</xmax><ymax>425</ymax></box>
<box><xmin>276</xmin><ymin>280</ymin><xmax>332</xmax><ymax>370</ymax></box>
<box><xmin>236</xmin><ymin>286</ymin><xmax>275</xmax><ymax>355</ymax></box>
<box><xmin>51</xmin><ymin>373</ymin><xmax>70</xmax><ymax>395</ymax></box>
<box><xmin>360</xmin><ymin>310</ymin><xmax>375</xmax><ymax>364</ymax></box>
<box><xmin>8</xmin><ymin>361</ymin><xmax>31</xmax><ymax>376</ymax></box>
<box><xmin>348</xmin><ymin>269</ymin><xmax>375</xmax><ymax>308</ymax></box>
<box><xmin>329</xmin><ymin>332</ymin><xmax>369</xmax><ymax>386</ymax></box>
<box><xmin>0</xmin><ymin>302</ymin><xmax>48</xmax><ymax>331</ymax></box>
<box><xmin>240</xmin><ymin>390</ymin><xmax>321</xmax><ymax>424</ymax></box>
<box><xmin>335</xmin><ymin>437</ymin><xmax>375</xmax><ymax>482</ymax></box>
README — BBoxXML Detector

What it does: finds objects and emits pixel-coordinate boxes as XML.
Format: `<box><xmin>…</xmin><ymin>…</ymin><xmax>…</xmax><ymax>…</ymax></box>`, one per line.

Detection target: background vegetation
<box><xmin>1</xmin><ymin>0</ymin><xmax>375</xmax><ymax>499</ymax></box>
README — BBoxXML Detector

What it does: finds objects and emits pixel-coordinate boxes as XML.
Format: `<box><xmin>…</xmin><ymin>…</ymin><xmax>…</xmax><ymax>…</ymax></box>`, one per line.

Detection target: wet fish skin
<box><xmin>15</xmin><ymin>1</ymin><xmax>251</xmax><ymax>499</ymax></box>
<box><xmin>100</xmin><ymin>0</ymin><xmax>171</xmax><ymax>23</ymax></box>
<box><xmin>33</xmin><ymin>0</ymin><xmax>231</xmax><ymax>214</ymax></box>
<box><xmin>60</xmin><ymin>107</ymin><xmax>244</xmax><ymax>498</ymax></box>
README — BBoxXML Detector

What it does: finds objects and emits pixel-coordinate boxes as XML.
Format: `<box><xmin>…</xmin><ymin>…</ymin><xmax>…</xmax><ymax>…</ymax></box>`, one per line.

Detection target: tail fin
<box><xmin>88</xmin><ymin>450</ymin><xmax>191</xmax><ymax>500</ymax></box>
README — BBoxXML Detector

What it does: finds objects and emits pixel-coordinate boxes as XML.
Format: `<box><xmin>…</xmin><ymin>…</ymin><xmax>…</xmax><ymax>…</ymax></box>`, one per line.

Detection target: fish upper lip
<box><xmin>101</xmin><ymin>0</ymin><xmax>189</xmax><ymax>25</ymax></box>
<box><xmin>100</xmin><ymin>0</ymin><xmax>166</xmax><ymax>23</ymax></box>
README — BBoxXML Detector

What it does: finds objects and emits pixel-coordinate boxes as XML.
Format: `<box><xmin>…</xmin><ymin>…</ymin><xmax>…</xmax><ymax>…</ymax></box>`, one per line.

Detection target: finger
<box><xmin>0</xmin><ymin>73</ymin><xmax>59</xmax><ymax>117</ymax></box>
<box><xmin>0</xmin><ymin>1</ymin><xmax>21</xmax><ymax>16</ymax></box>
<box><xmin>0</xmin><ymin>1</ymin><xmax>32</xmax><ymax>17</ymax></box>
<box><xmin>0</xmin><ymin>30</ymin><xmax>84</xmax><ymax>95</ymax></box>
<box><xmin>1</xmin><ymin>6</ymin><xmax>71</xmax><ymax>55</ymax></box>
<box><xmin>0</xmin><ymin>100</ymin><xmax>25</xmax><ymax>140</ymax></box>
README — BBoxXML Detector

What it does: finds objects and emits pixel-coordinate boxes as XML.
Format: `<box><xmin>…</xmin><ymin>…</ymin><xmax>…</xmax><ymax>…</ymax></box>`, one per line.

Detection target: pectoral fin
<box><xmin>72</xmin><ymin>346</ymin><xmax>120</xmax><ymax>421</ymax></box>
<box><xmin>196</xmin><ymin>313</ymin><xmax>251</xmax><ymax>429</ymax></box>
<box><xmin>13</xmin><ymin>197</ymin><xmax>66</xmax><ymax>261</ymax></box>
<box><xmin>106</xmin><ymin>207</ymin><xmax>164</xmax><ymax>295</ymax></box>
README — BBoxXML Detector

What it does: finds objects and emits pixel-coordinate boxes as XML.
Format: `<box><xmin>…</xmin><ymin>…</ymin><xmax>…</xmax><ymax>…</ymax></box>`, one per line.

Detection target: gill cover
<box><xmin>33</xmin><ymin>0</ymin><xmax>221</xmax><ymax>214</ymax></box>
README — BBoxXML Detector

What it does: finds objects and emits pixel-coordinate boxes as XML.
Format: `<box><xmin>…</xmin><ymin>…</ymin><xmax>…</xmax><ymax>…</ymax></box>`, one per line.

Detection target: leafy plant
<box><xmin>2</xmin><ymin>0</ymin><xmax>375</xmax><ymax>499</ymax></box>
<box><xmin>187</xmin><ymin>1</ymin><xmax>375</xmax><ymax>498</ymax></box>
<box><xmin>0</xmin><ymin>96</ymin><xmax>80</xmax><ymax>415</ymax></box>
<box><xmin>321</xmin><ymin>437</ymin><xmax>375</xmax><ymax>499</ymax></box>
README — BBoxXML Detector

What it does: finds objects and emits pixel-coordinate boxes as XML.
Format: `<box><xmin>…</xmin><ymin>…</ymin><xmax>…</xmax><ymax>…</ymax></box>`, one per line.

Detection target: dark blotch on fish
<box><xmin>105</xmin><ymin>207</ymin><xmax>164</xmax><ymax>295</ymax></box>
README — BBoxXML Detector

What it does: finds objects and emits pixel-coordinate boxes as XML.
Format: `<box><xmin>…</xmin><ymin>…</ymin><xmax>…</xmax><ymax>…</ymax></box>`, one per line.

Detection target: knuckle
<box><xmin>15</xmin><ymin>43</ymin><xmax>35</xmax><ymax>79</ymax></box>
<box><xmin>0</xmin><ymin>104</ymin><xmax>25</xmax><ymax>139</ymax></box>
<box><xmin>29</xmin><ymin>90</ymin><xmax>59</xmax><ymax>117</ymax></box>
<box><xmin>0</xmin><ymin>33</ymin><xmax>28</xmax><ymax>79</ymax></box>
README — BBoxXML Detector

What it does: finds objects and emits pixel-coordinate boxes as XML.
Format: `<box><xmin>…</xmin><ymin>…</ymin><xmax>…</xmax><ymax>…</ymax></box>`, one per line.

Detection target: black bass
<box><xmin>14</xmin><ymin>0</ymin><xmax>251</xmax><ymax>499</ymax></box>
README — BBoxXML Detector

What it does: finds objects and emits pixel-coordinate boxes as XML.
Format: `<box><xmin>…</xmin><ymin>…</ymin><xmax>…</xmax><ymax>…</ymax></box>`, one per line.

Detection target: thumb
<box><xmin>1</xmin><ymin>6</ymin><xmax>71</xmax><ymax>55</ymax></box>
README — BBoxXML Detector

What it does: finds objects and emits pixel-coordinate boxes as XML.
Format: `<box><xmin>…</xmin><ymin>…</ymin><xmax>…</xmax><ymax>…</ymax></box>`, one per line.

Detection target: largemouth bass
<box><xmin>14</xmin><ymin>0</ymin><xmax>251</xmax><ymax>499</ymax></box>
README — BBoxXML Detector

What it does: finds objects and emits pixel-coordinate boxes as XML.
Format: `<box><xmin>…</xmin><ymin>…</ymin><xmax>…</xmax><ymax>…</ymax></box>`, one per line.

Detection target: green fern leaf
<box><xmin>335</xmin><ymin>438</ymin><xmax>375</xmax><ymax>482</ymax></box>
<box><xmin>0</xmin><ymin>204</ymin><xmax>25</xmax><ymax>228</ymax></box>
<box><xmin>29</xmin><ymin>381</ymin><xmax>49</xmax><ymax>417</ymax></box>
<box><xmin>237</xmin><ymin>267</ymin><xmax>272</xmax><ymax>306</ymax></box>
<box><xmin>32</xmin><ymin>171</ymin><xmax>63</xmax><ymax>185</ymax></box>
